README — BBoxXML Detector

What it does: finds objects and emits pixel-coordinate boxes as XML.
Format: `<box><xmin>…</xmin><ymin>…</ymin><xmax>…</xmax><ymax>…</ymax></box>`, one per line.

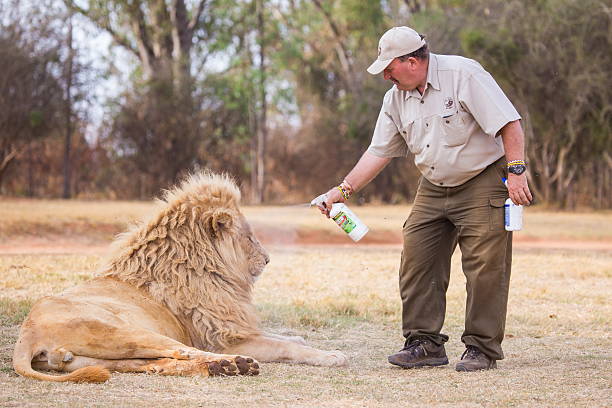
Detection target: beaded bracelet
<box><xmin>337</xmin><ymin>185</ymin><xmax>351</xmax><ymax>200</ymax></box>
<box><xmin>342</xmin><ymin>179</ymin><xmax>354</xmax><ymax>192</ymax></box>
<box><xmin>507</xmin><ymin>160</ymin><xmax>526</xmax><ymax>167</ymax></box>
<box><xmin>340</xmin><ymin>179</ymin><xmax>354</xmax><ymax>199</ymax></box>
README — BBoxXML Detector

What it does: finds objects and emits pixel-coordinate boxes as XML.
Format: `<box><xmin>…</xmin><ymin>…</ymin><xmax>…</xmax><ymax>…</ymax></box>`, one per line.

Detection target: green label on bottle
<box><xmin>332</xmin><ymin>211</ymin><xmax>356</xmax><ymax>234</ymax></box>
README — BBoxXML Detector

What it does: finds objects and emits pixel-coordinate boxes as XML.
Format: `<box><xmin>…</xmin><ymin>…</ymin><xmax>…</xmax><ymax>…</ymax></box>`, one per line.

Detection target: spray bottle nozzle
<box><xmin>310</xmin><ymin>193</ymin><xmax>328</xmax><ymax>208</ymax></box>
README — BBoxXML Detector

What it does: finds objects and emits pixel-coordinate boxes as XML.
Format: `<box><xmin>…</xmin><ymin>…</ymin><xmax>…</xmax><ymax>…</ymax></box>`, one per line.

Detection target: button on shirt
<box><xmin>367</xmin><ymin>53</ymin><xmax>521</xmax><ymax>187</ymax></box>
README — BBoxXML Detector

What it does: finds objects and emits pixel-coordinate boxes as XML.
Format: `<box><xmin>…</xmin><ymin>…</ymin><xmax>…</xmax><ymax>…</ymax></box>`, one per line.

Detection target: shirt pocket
<box><xmin>441</xmin><ymin>110</ymin><xmax>470</xmax><ymax>147</ymax></box>
<box><xmin>399</xmin><ymin>121</ymin><xmax>423</xmax><ymax>155</ymax></box>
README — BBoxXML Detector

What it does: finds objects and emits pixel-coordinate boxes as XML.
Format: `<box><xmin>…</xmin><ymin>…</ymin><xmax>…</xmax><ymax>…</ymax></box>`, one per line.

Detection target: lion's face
<box><xmin>238</xmin><ymin>217</ymin><xmax>270</xmax><ymax>282</ymax></box>
<box><xmin>200</xmin><ymin>205</ymin><xmax>269</xmax><ymax>285</ymax></box>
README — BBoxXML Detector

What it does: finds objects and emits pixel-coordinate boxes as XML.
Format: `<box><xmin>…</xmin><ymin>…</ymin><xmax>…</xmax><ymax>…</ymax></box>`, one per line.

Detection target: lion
<box><xmin>12</xmin><ymin>171</ymin><xmax>348</xmax><ymax>383</ymax></box>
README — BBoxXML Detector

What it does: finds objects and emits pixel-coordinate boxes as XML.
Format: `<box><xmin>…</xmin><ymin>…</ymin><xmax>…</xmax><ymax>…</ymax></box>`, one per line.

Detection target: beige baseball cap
<box><xmin>367</xmin><ymin>26</ymin><xmax>426</xmax><ymax>75</ymax></box>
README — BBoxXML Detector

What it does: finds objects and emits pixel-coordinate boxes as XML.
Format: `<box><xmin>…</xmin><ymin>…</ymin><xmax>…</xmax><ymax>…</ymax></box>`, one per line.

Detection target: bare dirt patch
<box><xmin>1</xmin><ymin>225</ymin><xmax>611</xmax><ymax>255</ymax></box>
<box><xmin>2</xmin><ymin>201</ymin><xmax>611</xmax><ymax>253</ymax></box>
<box><xmin>285</xmin><ymin>228</ymin><xmax>612</xmax><ymax>250</ymax></box>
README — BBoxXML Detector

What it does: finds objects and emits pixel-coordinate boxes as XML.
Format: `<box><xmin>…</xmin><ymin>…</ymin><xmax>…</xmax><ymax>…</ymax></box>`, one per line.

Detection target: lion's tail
<box><xmin>12</xmin><ymin>327</ymin><xmax>111</xmax><ymax>383</ymax></box>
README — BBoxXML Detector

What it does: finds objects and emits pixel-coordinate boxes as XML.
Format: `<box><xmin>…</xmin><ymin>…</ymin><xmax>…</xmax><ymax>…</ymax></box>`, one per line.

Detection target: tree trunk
<box><xmin>255</xmin><ymin>0</ymin><xmax>267</xmax><ymax>204</ymax></box>
<box><xmin>63</xmin><ymin>13</ymin><xmax>74</xmax><ymax>199</ymax></box>
<box><xmin>66</xmin><ymin>0</ymin><xmax>198</xmax><ymax>86</ymax></box>
<box><xmin>26</xmin><ymin>143</ymin><xmax>34</xmax><ymax>197</ymax></box>
<box><xmin>312</xmin><ymin>0</ymin><xmax>356</xmax><ymax>94</ymax></box>
<box><xmin>0</xmin><ymin>147</ymin><xmax>18</xmax><ymax>193</ymax></box>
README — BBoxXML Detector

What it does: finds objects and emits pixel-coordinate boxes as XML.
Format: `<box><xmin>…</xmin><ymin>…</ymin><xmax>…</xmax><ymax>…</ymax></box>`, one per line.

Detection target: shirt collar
<box><xmin>428</xmin><ymin>54</ymin><xmax>440</xmax><ymax>91</ymax></box>
<box><xmin>404</xmin><ymin>53</ymin><xmax>440</xmax><ymax>99</ymax></box>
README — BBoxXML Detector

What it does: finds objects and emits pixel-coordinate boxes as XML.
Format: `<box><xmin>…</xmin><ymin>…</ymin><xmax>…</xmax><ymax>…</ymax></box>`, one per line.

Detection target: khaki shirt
<box><xmin>367</xmin><ymin>53</ymin><xmax>521</xmax><ymax>187</ymax></box>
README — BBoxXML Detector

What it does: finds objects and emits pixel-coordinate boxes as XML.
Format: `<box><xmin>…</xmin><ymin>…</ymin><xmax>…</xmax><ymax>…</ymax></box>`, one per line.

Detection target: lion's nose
<box><xmin>264</xmin><ymin>254</ymin><xmax>270</xmax><ymax>264</ymax></box>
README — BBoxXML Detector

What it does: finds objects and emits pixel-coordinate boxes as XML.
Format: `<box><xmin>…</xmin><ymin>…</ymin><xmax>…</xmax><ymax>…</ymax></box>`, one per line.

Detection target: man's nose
<box><xmin>383</xmin><ymin>70</ymin><xmax>390</xmax><ymax>80</ymax></box>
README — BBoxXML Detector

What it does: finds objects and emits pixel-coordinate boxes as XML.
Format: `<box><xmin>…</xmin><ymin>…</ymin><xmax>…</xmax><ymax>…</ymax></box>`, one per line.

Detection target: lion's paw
<box><xmin>207</xmin><ymin>356</ymin><xmax>260</xmax><ymax>376</ymax></box>
<box><xmin>317</xmin><ymin>350</ymin><xmax>348</xmax><ymax>367</ymax></box>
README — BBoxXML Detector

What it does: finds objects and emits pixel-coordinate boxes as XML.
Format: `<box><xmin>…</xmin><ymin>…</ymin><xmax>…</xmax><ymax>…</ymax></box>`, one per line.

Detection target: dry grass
<box><xmin>0</xmin><ymin>199</ymin><xmax>611</xmax><ymax>407</ymax></box>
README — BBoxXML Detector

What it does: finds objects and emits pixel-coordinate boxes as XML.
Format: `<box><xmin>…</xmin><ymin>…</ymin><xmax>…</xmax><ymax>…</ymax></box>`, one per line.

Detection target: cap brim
<box><xmin>367</xmin><ymin>58</ymin><xmax>393</xmax><ymax>75</ymax></box>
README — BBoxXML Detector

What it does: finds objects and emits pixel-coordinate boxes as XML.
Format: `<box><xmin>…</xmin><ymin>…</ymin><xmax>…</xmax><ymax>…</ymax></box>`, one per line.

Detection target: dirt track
<box><xmin>1</xmin><ymin>227</ymin><xmax>610</xmax><ymax>254</ymax></box>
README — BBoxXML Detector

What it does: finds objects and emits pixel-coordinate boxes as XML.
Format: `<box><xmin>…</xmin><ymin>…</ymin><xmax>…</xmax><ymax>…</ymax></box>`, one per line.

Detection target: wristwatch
<box><xmin>508</xmin><ymin>164</ymin><xmax>527</xmax><ymax>175</ymax></box>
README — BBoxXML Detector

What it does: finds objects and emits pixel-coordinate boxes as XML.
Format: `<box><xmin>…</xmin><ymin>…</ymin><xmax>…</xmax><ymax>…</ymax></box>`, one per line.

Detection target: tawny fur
<box><xmin>12</xmin><ymin>170</ymin><xmax>346</xmax><ymax>383</ymax></box>
<box><xmin>99</xmin><ymin>171</ymin><xmax>262</xmax><ymax>350</ymax></box>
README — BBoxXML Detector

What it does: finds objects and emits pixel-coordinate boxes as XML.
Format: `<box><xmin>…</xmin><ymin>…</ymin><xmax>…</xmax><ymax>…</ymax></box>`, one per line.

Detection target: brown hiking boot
<box><xmin>388</xmin><ymin>338</ymin><xmax>449</xmax><ymax>369</ymax></box>
<box><xmin>455</xmin><ymin>346</ymin><xmax>497</xmax><ymax>371</ymax></box>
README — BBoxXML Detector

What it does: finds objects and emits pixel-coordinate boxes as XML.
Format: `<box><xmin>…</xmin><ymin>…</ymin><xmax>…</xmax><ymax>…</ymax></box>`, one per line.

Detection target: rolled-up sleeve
<box><xmin>367</xmin><ymin>94</ymin><xmax>407</xmax><ymax>158</ymax></box>
<box><xmin>459</xmin><ymin>71</ymin><xmax>521</xmax><ymax>137</ymax></box>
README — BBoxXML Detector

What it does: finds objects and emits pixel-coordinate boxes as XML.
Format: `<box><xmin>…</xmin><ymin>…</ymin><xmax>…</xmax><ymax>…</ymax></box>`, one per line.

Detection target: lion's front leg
<box><xmin>264</xmin><ymin>332</ymin><xmax>307</xmax><ymax>345</ymax></box>
<box><xmin>224</xmin><ymin>335</ymin><xmax>348</xmax><ymax>367</ymax></box>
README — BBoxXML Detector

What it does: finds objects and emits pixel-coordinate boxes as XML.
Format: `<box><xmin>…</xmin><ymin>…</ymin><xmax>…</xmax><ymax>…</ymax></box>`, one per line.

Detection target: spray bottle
<box><xmin>310</xmin><ymin>194</ymin><xmax>369</xmax><ymax>242</ymax></box>
<box><xmin>502</xmin><ymin>178</ymin><xmax>523</xmax><ymax>231</ymax></box>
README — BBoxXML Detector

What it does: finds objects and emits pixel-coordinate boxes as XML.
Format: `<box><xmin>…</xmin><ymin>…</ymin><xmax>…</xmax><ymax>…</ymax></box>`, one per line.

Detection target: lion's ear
<box><xmin>208</xmin><ymin>209</ymin><xmax>234</xmax><ymax>236</ymax></box>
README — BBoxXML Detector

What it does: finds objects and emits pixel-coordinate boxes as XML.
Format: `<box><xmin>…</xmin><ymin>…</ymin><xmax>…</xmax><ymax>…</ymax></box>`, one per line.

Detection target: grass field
<box><xmin>0</xmin><ymin>199</ymin><xmax>611</xmax><ymax>407</ymax></box>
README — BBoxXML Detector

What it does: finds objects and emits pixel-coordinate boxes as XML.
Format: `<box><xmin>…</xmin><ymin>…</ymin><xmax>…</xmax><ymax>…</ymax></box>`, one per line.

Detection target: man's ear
<box><xmin>407</xmin><ymin>56</ymin><xmax>419</xmax><ymax>69</ymax></box>
<box><xmin>208</xmin><ymin>209</ymin><xmax>234</xmax><ymax>236</ymax></box>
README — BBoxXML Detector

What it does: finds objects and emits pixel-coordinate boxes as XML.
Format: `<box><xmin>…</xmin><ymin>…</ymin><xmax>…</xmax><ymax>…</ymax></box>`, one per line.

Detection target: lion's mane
<box><xmin>99</xmin><ymin>171</ymin><xmax>261</xmax><ymax>351</ymax></box>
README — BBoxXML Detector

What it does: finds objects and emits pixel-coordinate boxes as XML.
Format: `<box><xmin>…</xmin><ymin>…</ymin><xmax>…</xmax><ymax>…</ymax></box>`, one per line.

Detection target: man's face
<box><xmin>383</xmin><ymin>57</ymin><xmax>426</xmax><ymax>91</ymax></box>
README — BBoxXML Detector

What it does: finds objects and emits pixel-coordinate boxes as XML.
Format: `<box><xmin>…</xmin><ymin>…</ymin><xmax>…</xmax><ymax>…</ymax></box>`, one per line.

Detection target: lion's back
<box><xmin>24</xmin><ymin>277</ymin><xmax>191</xmax><ymax>345</ymax></box>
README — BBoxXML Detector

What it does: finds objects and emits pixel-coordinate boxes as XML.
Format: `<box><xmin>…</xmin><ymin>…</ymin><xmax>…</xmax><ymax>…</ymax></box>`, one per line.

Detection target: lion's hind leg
<box><xmin>144</xmin><ymin>351</ymin><xmax>261</xmax><ymax>376</ymax></box>
<box><xmin>51</xmin><ymin>321</ymin><xmax>259</xmax><ymax>375</ymax></box>
<box><xmin>155</xmin><ymin>353</ymin><xmax>260</xmax><ymax>376</ymax></box>
<box><xmin>44</xmin><ymin>347</ymin><xmax>74</xmax><ymax>370</ymax></box>
<box><xmin>35</xmin><ymin>328</ymin><xmax>260</xmax><ymax>377</ymax></box>
<box><xmin>33</xmin><ymin>354</ymin><xmax>259</xmax><ymax>377</ymax></box>
<box><xmin>35</xmin><ymin>320</ymin><xmax>260</xmax><ymax>376</ymax></box>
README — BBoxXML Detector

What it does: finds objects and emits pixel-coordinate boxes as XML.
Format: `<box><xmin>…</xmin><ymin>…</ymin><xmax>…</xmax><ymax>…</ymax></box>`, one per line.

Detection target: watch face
<box><xmin>508</xmin><ymin>164</ymin><xmax>526</xmax><ymax>175</ymax></box>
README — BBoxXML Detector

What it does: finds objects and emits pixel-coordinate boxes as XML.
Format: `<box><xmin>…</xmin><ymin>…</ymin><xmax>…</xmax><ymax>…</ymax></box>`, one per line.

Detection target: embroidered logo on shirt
<box><xmin>444</xmin><ymin>97</ymin><xmax>454</xmax><ymax>109</ymax></box>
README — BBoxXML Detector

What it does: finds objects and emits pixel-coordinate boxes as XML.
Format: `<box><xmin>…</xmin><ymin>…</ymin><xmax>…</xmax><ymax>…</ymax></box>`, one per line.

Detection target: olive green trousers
<box><xmin>399</xmin><ymin>157</ymin><xmax>511</xmax><ymax>360</ymax></box>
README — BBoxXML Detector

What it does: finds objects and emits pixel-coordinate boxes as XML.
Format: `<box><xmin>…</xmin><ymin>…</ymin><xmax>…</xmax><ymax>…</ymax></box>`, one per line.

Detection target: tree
<box><xmin>454</xmin><ymin>0</ymin><xmax>612</xmax><ymax>208</ymax></box>
<box><xmin>262</xmin><ymin>0</ymin><xmax>423</xmax><ymax>203</ymax></box>
<box><xmin>63</xmin><ymin>12</ymin><xmax>75</xmax><ymax>198</ymax></box>
<box><xmin>64</xmin><ymin>0</ymin><xmax>226</xmax><ymax>196</ymax></box>
<box><xmin>253</xmin><ymin>0</ymin><xmax>267</xmax><ymax>204</ymax></box>
<box><xmin>0</xmin><ymin>2</ymin><xmax>65</xmax><ymax>192</ymax></box>
<box><xmin>64</xmin><ymin>0</ymin><xmax>217</xmax><ymax>89</ymax></box>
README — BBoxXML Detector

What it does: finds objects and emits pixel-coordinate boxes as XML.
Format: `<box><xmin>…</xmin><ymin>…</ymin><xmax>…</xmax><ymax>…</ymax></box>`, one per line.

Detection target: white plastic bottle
<box><xmin>329</xmin><ymin>203</ymin><xmax>369</xmax><ymax>242</ymax></box>
<box><xmin>502</xmin><ymin>178</ymin><xmax>523</xmax><ymax>231</ymax></box>
<box><xmin>504</xmin><ymin>199</ymin><xmax>523</xmax><ymax>231</ymax></box>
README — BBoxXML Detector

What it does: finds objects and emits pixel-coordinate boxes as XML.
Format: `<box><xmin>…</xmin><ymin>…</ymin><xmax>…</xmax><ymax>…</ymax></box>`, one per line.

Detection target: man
<box><xmin>316</xmin><ymin>26</ymin><xmax>532</xmax><ymax>371</ymax></box>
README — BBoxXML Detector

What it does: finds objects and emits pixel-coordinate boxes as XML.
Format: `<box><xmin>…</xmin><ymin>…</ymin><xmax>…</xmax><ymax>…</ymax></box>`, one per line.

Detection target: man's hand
<box><xmin>499</xmin><ymin>120</ymin><xmax>533</xmax><ymax>205</ymax></box>
<box><xmin>507</xmin><ymin>173</ymin><xmax>532</xmax><ymax>205</ymax></box>
<box><xmin>311</xmin><ymin>151</ymin><xmax>392</xmax><ymax>218</ymax></box>
<box><xmin>312</xmin><ymin>188</ymin><xmax>344</xmax><ymax>218</ymax></box>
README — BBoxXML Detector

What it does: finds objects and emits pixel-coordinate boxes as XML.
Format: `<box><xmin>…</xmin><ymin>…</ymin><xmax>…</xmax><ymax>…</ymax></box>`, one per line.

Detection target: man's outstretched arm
<box><xmin>318</xmin><ymin>151</ymin><xmax>392</xmax><ymax>216</ymax></box>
